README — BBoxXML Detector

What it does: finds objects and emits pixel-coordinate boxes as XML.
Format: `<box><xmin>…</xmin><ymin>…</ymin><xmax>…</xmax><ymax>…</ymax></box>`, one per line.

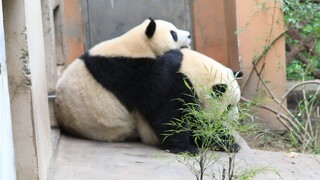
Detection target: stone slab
<box><xmin>49</xmin><ymin>135</ymin><xmax>320</xmax><ymax>180</ymax></box>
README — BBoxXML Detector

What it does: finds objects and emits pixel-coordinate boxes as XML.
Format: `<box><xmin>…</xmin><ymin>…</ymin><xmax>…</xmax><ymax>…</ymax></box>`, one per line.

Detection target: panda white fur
<box><xmin>136</xmin><ymin>48</ymin><xmax>243</xmax><ymax>154</ymax></box>
<box><xmin>55</xmin><ymin>18</ymin><xmax>191</xmax><ymax>141</ymax></box>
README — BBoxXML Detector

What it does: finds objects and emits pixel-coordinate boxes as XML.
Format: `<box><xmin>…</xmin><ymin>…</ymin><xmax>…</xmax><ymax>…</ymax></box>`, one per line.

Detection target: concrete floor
<box><xmin>49</xmin><ymin>134</ymin><xmax>320</xmax><ymax>180</ymax></box>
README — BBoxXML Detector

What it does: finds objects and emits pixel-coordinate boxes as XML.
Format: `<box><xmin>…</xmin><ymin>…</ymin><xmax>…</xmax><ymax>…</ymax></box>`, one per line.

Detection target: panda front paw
<box><xmin>160</xmin><ymin>49</ymin><xmax>183</xmax><ymax>65</ymax></box>
<box><xmin>164</xmin><ymin>49</ymin><xmax>183</xmax><ymax>57</ymax></box>
<box><xmin>165</xmin><ymin>145</ymin><xmax>199</xmax><ymax>155</ymax></box>
<box><xmin>229</xmin><ymin>143</ymin><xmax>240</xmax><ymax>153</ymax></box>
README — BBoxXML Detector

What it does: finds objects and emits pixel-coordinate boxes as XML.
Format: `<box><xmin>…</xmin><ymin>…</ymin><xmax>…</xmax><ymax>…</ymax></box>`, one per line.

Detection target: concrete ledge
<box><xmin>49</xmin><ymin>135</ymin><xmax>320</xmax><ymax>179</ymax></box>
<box><xmin>49</xmin><ymin>135</ymin><xmax>194</xmax><ymax>180</ymax></box>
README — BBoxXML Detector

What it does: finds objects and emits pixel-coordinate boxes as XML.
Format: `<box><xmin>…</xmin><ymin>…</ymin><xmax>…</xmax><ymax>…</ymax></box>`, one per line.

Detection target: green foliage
<box><xmin>288</xmin><ymin>130</ymin><xmax>299</xmax><ymax>148</ymax></box>
<box><xmin>286</xmin><ymin>60</ymin><xmax>313</xmax><ymax>81</ymax></box>
<box><xmin>282</xmin><ymin>0</ymin><xmax>320</xmax><ymax>80</ymax></box>
<box><xmin>283</xmin><ymin>0</ymin><xmax>320</xmax><ymax>35</ymax></box>
<box><xmin>286</xmin><ymin>55</ymin><xmax>320</xmax><ymax>81</ymax></box>
<box><xmin>176</xmin><ymin>151</ymin><xmax>219</xmax><ymax>180</ymax></box>
<box><xmin>237</xmin><ymin>167</ymin><xmax>280</xmax><ymax>180</ymax></box>
<box><xmin>164</xmin><ymin>79</ymin><xmax>276</xmax><ymax>179</ymax></box>
<box><xmin>164</xmin><ymin>82</ymin><xmax>252</xmax><ymax>153</ymax></box>
<box><xmin>314</xmin><ymin>147</ymin><xmax>320</xmax><ymax>155</ymax></box>
<box><xmin>284</xmin><ymin>85</ymin><xmax>320</xmax><ymax>153</ymax></box>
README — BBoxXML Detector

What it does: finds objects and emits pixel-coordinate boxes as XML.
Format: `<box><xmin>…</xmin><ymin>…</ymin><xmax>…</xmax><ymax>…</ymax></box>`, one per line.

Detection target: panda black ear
<box><xmin>233</xmin><ymin>71</ymin><xmax>243</xmax><ymax>78</ymax></box>
<box><xmin>212</xmin><ymin>84</ymin><xmax>228</xmax><ymax>98</ymax></box>
<box><xmin>146</xmin><ymin>18</ymin><xmax>156</xmax><ymax>38</ymax></box>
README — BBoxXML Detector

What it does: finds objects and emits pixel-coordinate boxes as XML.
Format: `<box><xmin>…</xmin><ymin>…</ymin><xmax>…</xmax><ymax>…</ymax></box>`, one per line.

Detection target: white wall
<box><xmin>3</xmin><ymin>0</ymin><xmax>53</xmax><ymax>179</ymax></box>
<box><xmin>0</xmin><ymin>1</ymin><xmax>16</xmax><ymax>179</ymax></box>
<box><xmin>25</xmin><ymin>0</ymin><xmax>53</xmax><ymax>178</ymax></box>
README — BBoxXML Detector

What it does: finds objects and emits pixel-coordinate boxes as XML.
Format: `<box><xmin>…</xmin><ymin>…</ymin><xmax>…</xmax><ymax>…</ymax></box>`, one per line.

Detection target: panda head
<box><xmin>144</xmin><ymin>18</ymin><xmax>191</xmax><ymax>55</ymax></box>
<box><xmin>210</xmin><ymin>69</ymin><xmax>243</xmax><ymax>120</ymax></box>
<box><xmin>180</xmin><ymin>49</ymin><xmax>242</xmax><ymax>120</ymax></box>
<box><xmin>89</xmin><ymin>18</ymin><xmax>191</xmax><ymax>58</ymax></box>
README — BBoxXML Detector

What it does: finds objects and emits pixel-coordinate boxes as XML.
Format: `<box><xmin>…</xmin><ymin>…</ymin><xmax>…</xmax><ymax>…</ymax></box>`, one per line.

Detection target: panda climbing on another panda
<box><xmin>56</xmin><ymin>18</ymin><xmax>191</xmax><ymax>143</ymax></box>
<box><xmin>135</xmin><ymin>48</ymin><xmax>243</xmax><ymax>154</ymax></box>
<box><xmin>56</xmin><ymin>18</ymin><xmax>242</xmax><ymax>154</ymax></box>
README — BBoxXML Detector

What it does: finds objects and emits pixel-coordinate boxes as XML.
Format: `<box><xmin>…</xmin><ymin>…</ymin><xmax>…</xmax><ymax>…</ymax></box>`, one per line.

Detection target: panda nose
<box><xmin>187</xmin><ymin>32</ymin><xmax>191</xmax><ymax>39</ymax></box>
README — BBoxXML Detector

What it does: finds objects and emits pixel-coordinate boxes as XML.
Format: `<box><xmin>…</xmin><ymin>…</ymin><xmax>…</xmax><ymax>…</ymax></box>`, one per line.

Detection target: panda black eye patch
<box><xmin>170</xmin><ymin>30</ymin><xmax>178</xmax><ymax>42</ymax></box>
<box><xmin>211</xmin><ymin>84</ymin><xmax>228</xmax><ymax>98</ymax></box>
<box><xmin>226</xmin><ymin>104</ymin><xmax>232</xmax><ymax>111</ymax></box>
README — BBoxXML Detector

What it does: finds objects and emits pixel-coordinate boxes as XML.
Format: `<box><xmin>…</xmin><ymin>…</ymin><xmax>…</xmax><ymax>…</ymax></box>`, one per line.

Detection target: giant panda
<box><xmin>135</xmin><ymin>48</ymin><xmax>243</xmax><ymax>154</ymax></box>
<box><xmin>78</xmin><ymin>46</ymin><xmax>242</xmax><ymax>154</ymax></box>
<box><xmin>56</xmin><ymin>18</ymin><xmax>242</xmax><ymax>155</ymax></box>
<box><xmin>55</xmin><ymin>18</ymin><xmax>191</xmax><ymax>142</ymax></box>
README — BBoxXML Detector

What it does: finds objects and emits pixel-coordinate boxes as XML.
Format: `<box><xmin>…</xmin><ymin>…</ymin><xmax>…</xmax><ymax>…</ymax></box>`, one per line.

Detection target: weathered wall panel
<box><xmin>82</xmin><ymin>0</ymin><xmax>193</xmax><ymax>50</ymax></box>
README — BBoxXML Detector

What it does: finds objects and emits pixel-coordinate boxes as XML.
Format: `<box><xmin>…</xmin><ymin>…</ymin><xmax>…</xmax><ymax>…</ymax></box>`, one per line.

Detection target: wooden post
<box><xmin>237</xmin><ymin>0</ymin><xmax>286</xmax><ymax>129</ymax></box>
<box><xmin>193</xmin><ymin>0</ymin><xmax>240</xmax><ymax>71</ymax></box>
<box><xmin>61</xmin><ymin>0</ymin><xmax>84</xmax><ymax>65</ymax></box>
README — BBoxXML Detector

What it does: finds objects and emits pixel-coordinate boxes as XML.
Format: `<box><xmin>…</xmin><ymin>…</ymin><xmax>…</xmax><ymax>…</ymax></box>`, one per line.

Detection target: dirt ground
<box><xmin>243</xmin><ymin>129</ymin><xmax>320</xmax><ymax>154</ymax></box>
<box><xmin>243</xmin><ymin>130</ymin><xmax>296</xmax><ymax>152</ymax></box>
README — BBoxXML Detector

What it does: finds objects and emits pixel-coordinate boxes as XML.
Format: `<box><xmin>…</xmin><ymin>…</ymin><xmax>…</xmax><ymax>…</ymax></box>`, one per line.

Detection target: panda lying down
<box><xmin>55</xmin><ymin>18</ymin><xmax>242</xmax><ymax>154</ymax></box>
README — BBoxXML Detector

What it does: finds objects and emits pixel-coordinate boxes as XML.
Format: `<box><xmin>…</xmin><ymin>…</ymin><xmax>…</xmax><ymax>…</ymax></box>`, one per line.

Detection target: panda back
<box><xmin>55</xmin><ymin>59</ymin><xmax>138</xmax><ymax>141</ymax></box>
